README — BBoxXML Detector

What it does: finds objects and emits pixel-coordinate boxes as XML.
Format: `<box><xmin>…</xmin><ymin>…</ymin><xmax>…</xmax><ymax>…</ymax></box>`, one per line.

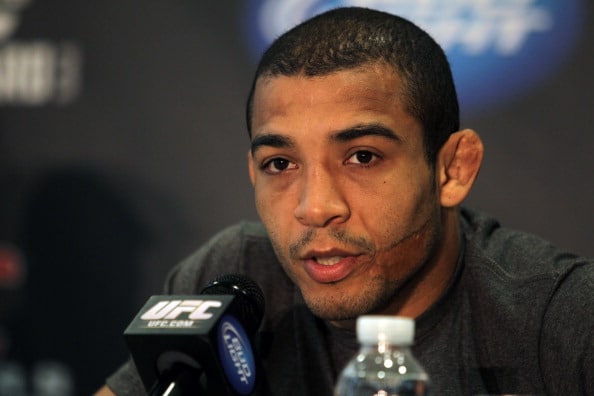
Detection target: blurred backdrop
<box><xmin>0</xmin><ymin>0</ymin><xmax>592</xmax><ymax>394</ymax></box>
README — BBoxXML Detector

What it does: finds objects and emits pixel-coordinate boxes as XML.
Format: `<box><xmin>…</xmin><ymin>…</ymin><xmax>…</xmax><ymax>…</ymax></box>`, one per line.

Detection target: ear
<box><xmin>247</xmin><ymin>150</ymin><xmax>256</xmax><ymax>186</ymax></box>
<box><xmin>437</xmin><ymin>129</ymin><xmax>484</xmax><ymax>208</ymax></box>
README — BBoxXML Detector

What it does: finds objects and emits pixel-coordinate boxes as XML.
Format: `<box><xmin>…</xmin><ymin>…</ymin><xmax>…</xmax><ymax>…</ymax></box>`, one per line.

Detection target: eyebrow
<box><xmin>250</xmin><ymin>123</ymin><xmax>400</xmax><ymax>154</ymax></box>
<box><xmin>331</xmin><ymin>124</ymin><xmax>401</xmax><ymax>142</ymax></box>
<box><xmin>250</xmin><ymin>134</ymin><xmax>294</xmax><ymax>154</ymax></box>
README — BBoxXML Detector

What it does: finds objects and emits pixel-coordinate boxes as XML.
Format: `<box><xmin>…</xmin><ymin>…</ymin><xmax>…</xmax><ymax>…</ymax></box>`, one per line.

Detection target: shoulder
<box><xmin>539</xmin><ymin>260</ymin><xmax>594</xmax><ymax>393</ymax></box>
<box><xmin>459</xmin><ymin>208</ymin><xmax>594</xmax><ymax>392</ymax></box>
<box><xmin>460</xmin><ymin>207</ymin><xmax>589</xmax><ymax>278</ymax></box>
<box><xmin>459</xmin><ymin>207</ymin><xmax>593</xmax><ymax>305</ymax></box>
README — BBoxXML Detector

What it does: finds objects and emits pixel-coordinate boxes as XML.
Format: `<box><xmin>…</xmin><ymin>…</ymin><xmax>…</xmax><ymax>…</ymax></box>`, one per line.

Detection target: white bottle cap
<box><xmin>356</xmin><ymin>315</ymin><xmax>415</xmax><ymax>346</ymax></box>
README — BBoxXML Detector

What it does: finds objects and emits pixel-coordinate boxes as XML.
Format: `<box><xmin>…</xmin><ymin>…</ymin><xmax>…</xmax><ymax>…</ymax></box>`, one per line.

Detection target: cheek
<box><xmin>358</xmin><ymin>170</ymin><xmax>438</xmax><ymax>254</ymax></box>
<box><xmin>360</xmin><ymin>181</ymin><xmax>430</xmax><ymax>232</ymax></box>
<box><xmin>254</xmin><ymin>173</ymin><xmax>302</xmax><ymax>218</ymax></box>
<box><xmin>371</xmin><ymin>208</ymin><xmax>441</xmax><ymax>282</ymax></box>
<box><xmin>254</xmin><ymin>185</ymin><xmax>293</xmax><ymax>250</ymax></box>
<box><xmin>254</xmin><ymin>185</ymin><xmax>284</xmax><ymax>223</ymax></box>
<box><xmin>253</xmin><ymin>188</ymin><xmax>266</xmax><ymax>217</ymax></box>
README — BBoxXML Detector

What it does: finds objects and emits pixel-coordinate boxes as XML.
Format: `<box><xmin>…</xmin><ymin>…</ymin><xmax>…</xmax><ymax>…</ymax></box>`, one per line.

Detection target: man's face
<box><xmin>248</xmin><ymin>64</ymin><xmax>443</xmax><ymax>322</ymax></box>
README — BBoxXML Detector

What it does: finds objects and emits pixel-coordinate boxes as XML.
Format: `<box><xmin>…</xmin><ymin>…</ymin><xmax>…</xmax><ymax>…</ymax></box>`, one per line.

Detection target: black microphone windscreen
<box><xmin>200</xmin><ymin>274</ymin><xmax>265</xmax><ymax>337</ymax></box>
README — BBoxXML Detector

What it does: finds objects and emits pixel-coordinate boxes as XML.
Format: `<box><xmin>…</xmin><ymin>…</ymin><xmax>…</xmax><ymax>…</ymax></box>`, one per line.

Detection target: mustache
<box><xmin>289</xmin><ymin>228</ymin><xmax>374</xmax><ymax>259</ymax></box>
<box><xmin>287</xmin><ymin>215</ymin><xmax>437</xmax><ymax>260</ymax></box>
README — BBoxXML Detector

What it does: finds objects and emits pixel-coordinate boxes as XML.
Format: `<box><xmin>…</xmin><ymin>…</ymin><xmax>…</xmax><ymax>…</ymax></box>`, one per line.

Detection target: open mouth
<box><xmin>303</xmin><ymin>255</ymin><xmax>359</xmax><ymax>284</ymax></box>
<box><xmin>314</xmin><ymin>256</ymin><xmax>344</xmax><ymax>266</ymax></box>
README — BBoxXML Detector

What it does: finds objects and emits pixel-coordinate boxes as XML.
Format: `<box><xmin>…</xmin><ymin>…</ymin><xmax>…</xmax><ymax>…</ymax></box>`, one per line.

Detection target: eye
<box><xmin>346</xmin><ymin>150</ymin><xmax>379</xmax><ymax>166</ymax></box>
<box><xmin>261</xmin><ymin>158</ymin><xmax>297</xmax><ymax>174</ymax></box>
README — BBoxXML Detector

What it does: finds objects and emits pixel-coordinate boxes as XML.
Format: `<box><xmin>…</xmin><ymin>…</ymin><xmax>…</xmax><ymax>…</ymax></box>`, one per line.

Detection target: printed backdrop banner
<box><xmin>0</xmin><ymin>1</ymin><xmax>592</xmax><ymax>394</ymax></box>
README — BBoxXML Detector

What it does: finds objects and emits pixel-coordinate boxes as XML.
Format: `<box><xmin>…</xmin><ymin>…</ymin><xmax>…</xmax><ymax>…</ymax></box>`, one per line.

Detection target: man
<box><xmin>96</xmin><ymin>7</ymin><xmax>593</xmax><ymax>395</ymax></box>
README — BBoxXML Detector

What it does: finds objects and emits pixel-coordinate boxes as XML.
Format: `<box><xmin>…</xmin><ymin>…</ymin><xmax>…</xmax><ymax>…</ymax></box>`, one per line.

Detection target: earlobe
<box><xmin>438</xmin><ymin>129</ymin><xmax>484</xmax><ymax>208</ymax></box>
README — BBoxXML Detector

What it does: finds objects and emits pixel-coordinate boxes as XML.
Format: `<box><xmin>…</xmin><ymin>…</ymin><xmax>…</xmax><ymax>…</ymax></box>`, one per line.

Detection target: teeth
<box><xmin>315</xmin><ymin>256</ymin><xmax>343</xmax><ymax>265</ymax></box>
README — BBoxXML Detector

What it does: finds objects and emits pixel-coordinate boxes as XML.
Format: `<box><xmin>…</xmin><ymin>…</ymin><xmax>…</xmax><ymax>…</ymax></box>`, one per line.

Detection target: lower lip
<box><xmin>303</xmin><ymin>257</ymin><xmax>357</xmax><ymax>284</ymax></box>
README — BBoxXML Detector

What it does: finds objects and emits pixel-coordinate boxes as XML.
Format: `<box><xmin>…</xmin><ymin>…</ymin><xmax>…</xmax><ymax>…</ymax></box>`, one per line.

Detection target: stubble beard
<box><xmin>303</xmin><ymin>275</ymin><xmax>403</xmax><ymax>321</ymax></box>
<box><xmin>270</xmin><ymin>213</ymin><xmax>442</xmax><ymax>322</ymax></box>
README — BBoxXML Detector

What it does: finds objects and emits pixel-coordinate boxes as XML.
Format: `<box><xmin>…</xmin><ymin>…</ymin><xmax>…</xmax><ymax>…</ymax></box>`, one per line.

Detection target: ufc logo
<box><xmin>140</xmin><ymin>300</ymin><xmax>223</xmax><ymax>320</ymax></box>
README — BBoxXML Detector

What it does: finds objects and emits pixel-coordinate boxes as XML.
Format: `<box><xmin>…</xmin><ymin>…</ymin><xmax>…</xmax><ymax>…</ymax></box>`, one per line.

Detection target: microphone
<box><xmin>124</xmin><ymin>274</ymin><xmax>265</xmax><ymax>395</ymax></box>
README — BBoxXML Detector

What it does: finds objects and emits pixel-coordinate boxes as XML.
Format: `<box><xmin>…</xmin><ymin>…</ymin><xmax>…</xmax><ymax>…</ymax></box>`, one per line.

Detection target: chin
<box><xmin>308</xmin><ymin>304</ymin><xmax>359</xmax><ymax>322</ymax></box>
<box><xmin>301</xmin><ymin>287</ymin><xmax>384</xmax><ymax>322</ymax></box>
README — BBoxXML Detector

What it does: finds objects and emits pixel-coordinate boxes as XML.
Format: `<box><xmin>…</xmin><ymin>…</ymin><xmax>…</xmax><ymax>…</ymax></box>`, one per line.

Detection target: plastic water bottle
<box><xmin>334</xmin><ymin>315</ymin><xmax>430</xmax><ymax>396</ymax></box>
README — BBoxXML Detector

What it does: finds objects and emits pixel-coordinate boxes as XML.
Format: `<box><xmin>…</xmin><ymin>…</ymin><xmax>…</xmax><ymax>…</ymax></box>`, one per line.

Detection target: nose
<box><xmin>294</xmin><ymin>166</ymin><xmax>350</xmax><ymax>227</ymax></box>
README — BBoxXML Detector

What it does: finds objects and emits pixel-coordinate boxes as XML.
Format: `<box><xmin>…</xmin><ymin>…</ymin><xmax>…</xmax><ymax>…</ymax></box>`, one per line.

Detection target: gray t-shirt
<box><xmin>106</xmin><ymin>208</ymin><xmax>593</xmax><ymax>395</ymax></box>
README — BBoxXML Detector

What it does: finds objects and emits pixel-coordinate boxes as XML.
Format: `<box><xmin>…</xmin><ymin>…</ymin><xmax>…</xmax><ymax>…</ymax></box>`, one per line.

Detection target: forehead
<box><xmin>251</xmin><ymin>64</ymin><xmax>414</xmax><ymax>136</ymax></box>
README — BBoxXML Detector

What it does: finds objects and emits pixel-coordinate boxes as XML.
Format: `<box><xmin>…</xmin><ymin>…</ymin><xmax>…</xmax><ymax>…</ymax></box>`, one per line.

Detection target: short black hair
<box><xmin>245</xmin><ymin>7</ymin><xmax>460</xmax><ymax>164</ymax></box>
